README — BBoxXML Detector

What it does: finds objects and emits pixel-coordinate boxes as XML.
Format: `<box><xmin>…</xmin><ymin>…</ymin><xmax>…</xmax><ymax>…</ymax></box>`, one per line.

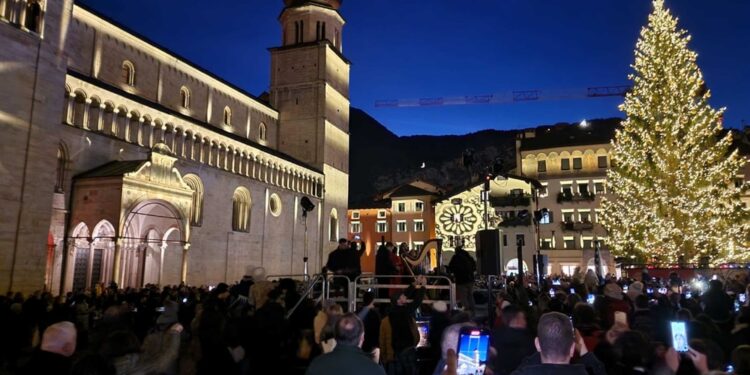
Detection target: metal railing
<box><xmin>352</xmin><ymin>274</ymin><xmax>456</xmax><ymax>313</ymax></box>
<box><xmin>266</xmin><ymin>273</ymin><xmax>457</xmax><ymax>318</ymax></box>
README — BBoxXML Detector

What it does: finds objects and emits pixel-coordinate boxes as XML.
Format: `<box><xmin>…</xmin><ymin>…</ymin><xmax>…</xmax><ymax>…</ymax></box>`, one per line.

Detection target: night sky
<box><xmin>79</xmin><ymin>0</ymin><xmax>750</xmax><ymax>136</ymax></box>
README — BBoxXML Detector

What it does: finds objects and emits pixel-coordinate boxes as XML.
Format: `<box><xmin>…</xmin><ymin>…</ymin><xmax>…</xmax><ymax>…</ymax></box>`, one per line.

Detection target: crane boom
<box><xmin>374</xmin><ymin>85</ymin><xmax>631</xmax><ymax>108</ymax></box>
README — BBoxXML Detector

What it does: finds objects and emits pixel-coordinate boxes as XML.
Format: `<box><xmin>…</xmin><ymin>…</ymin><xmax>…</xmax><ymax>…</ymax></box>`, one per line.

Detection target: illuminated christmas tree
<box><xmin>601</xmin><ymin>0</ymin><xmax>749</xmax><ymax>264</ymax></box>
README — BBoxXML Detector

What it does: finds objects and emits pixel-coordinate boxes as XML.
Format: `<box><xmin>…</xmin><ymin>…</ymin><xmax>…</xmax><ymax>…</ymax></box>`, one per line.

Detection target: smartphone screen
<box><xmin>569</xmin><ymin>288</ymin><xmax>575</xmax><ymax>295</ymax></box>
<box><xmin>658</xmin><ymin>287</ymin><xmax>668</xmax><ymax>295</ymax></box>
<box><xmin>740</xmin><ymin>293</ymin><xmax>747</xmax><ymax>304</ymax></box>
<box><xmin>587</xmin><ymin>294</ymin><xmax>596</xmax><ymax>305</ymax></box>
<box><xmin>685</xmin><ymin>291</ymin><xmax>692</xmax><ymax>299</ymax></box>
<box><xmin>457</xmin><ymin>328</ymin><xmax>490</xmax><ymax>375</ymax></box>
<box><xmin>671</xmin><ymin>321</ymin><xmax>688</xmax><ymax>352</ymax></box>
<box><xmin>549</xmin><ymin>289</ymin><xmax>555</xmax><ymax>298</ymax></box>
<box><xmin>647</xmin><ymin>288</ymin><xmax>654</xmax><ymax>295</ymax></box>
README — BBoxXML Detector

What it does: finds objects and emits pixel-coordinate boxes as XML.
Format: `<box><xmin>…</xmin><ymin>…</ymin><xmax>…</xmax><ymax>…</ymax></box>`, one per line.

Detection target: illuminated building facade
<box><xmin>0</xmin><ymin>0</ymin><xmax>349</xmax><ymax>294</ymax></box>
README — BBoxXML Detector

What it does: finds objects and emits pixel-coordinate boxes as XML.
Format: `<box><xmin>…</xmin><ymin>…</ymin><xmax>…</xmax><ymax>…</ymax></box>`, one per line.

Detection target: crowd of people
<box><xmin>2</xmin><ymin>239</ymin><xmax>750</xmax><ymax>375</ymax></box>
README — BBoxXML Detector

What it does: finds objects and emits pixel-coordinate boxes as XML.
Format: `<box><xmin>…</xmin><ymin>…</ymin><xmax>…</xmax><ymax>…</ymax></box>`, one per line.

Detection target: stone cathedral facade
<box><xmin>0</xmin><ymin>0</ymin><xmax>350</xmax><ymax>294</ymax></box>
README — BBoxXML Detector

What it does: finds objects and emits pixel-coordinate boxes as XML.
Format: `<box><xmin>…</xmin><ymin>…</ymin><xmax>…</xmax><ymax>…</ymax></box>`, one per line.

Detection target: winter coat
<box><xmin>113</xmin><ymin>330</ymin><xmax>180</xmax><ymax>375</ymax></box>
<box><xmin>449</xmin><ymin>248</ymin><xmax>476</xmax><ymax>284</ymax></box>
<box><xmin>306</xmin><ymin>344</ymin><xmax>386</xmax><ymax>375</ymax></box>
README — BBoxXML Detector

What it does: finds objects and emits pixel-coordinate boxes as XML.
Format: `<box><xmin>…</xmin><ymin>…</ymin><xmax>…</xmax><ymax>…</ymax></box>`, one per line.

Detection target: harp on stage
<box><xmin>400</xmin><ymin>238</ymin><xmax>443</xmax><ymax>276</ymax></box>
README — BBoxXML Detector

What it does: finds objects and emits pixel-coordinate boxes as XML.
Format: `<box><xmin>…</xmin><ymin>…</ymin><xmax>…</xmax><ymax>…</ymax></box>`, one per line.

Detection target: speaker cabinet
<box><xmin>476</xmin><ymin>229</ymin><xmax>502</xmax><ymax>275</ymax></box>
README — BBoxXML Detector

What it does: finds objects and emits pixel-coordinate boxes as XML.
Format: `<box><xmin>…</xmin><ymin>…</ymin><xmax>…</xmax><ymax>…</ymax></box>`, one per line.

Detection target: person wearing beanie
<box><xmin>602</xmin><ymin>283</ymin><xmax>630</xmax><ymax>329</ymax></box>
<box><xmin>626</xmin><ymin>281</ymin><xmax>644</xmax><ymax>303</ymax></box>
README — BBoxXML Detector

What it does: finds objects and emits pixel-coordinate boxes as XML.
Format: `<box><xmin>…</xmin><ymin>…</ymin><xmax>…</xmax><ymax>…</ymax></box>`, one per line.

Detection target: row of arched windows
<box><xmin>0</xmin><ymin>0</ymin><xmax>43</xmax><ymax>34</ymax></box>
<box><xmin>119</xmin><ymin>61</ymin><xmax>266</xmax><ymax>143</ymax></box>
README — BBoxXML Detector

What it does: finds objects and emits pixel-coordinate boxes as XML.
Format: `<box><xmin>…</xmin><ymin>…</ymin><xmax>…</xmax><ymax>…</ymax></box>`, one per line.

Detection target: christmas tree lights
<box><xmin>600</xmin><ymin>0</ymin><xmax>750</xmax><ymax>265</ymax></box>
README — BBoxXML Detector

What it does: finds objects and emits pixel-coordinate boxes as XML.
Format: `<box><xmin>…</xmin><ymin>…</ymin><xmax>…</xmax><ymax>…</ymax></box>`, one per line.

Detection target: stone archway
<box><xmin>121</xmin><ymin>199</ymin><xmax>185</xmax><ymax>288</ymax></box>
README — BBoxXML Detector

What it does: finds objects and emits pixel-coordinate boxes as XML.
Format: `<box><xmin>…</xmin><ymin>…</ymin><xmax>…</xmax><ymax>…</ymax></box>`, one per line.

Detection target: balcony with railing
<box><xmin>557</xmin><ymin>190</ymin><xmax>596</xmax><ymax>203</ymax></box>
<box><xmin>561</xmin><ymin>221</ymin><xmax>594</xmax><ymax>231</ymax></box>
<box><xmin>491</xmin><ymin>194</ymin><xmax>531</xmax><ymax>207</ymax></box>
<box><xmin>499</xmin><ymin>216</ymin><xmax>532</xmax><ymax>227</ymax></box>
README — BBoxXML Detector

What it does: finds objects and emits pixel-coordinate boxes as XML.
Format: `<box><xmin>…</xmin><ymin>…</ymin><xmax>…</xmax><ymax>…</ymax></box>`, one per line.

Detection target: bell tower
<box><xmin>270</xmin><ymin>0</ymin><xmax>350</xmax><ymax>250</ymax></box>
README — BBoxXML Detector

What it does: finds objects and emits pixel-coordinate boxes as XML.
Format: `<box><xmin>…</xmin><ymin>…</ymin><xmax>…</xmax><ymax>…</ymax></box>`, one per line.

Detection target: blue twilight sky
<box><xmin>80</xmin><ymin>0</ymin><xmax>750</xmax><ymax>136</ymax></box>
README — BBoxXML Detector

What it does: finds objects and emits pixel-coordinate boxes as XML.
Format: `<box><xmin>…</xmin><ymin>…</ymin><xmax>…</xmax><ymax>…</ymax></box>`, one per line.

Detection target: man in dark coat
<box><xmin>492</xmin><ymin>305</ymin><xmax>535</xmax><ymax>375</ymax></box>
<box><xmin>448</xmin><ymin>246</ymin><xmax>476</xmax><ymax>313</ymax></box>
<box><xmin>18</xmin><ymin>321</ymin><xmax>77</xmax><ymax>375</ymax></box>
<box><xmin>306</xmin><ymin>313</ymin><xmax>386</xmax><ymax>375</ymax></box>
<box><xmin>510</xmin><ymin>312</ymin><xmax>606</xmax><ymax>375</ymax></box>
<box><xmin>384</xmin><ymin>276</ymin><xmax>427</xmax><ymax>375</ymax></box>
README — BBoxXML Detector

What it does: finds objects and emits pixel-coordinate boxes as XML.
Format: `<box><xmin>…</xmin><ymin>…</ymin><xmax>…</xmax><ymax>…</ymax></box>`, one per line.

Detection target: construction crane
<box><xmin>374</xmin><ymin>85</ymin><xmax>631</xmax><ymax>108</ymax></box>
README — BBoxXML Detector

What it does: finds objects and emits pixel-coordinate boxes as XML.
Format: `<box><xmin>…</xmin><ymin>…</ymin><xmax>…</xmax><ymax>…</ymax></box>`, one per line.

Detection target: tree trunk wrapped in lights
<box><xmin>600</xmin><ymin>0</ymin><xmax>749</xmax><ymax>265</ymax></box>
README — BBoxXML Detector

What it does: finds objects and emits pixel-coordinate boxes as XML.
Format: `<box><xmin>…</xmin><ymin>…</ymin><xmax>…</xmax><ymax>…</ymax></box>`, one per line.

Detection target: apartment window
<box><xmin>413</xmin><ymin>241</ymin><xmax>424</xmax><ymax>252</ymax></box>
<box><xmin>396</xmin><ymin>220</ymin><xmax>407</xmax><ymax>232</ymax></box>
<box><xmin>539</xmin><ymin>210</ymin><xmax>553</xmax><ymax>224</ymax></box>
<box><xmin>594</xmin><ymin>181</ymin><xmax>606</xmax><ymax>194</ymax></box>
<box><xmin>415</xmin><ymin>201</ymin><xmax>424</xmax><ymax>212</ymax></box>
<box><xmin>537</xmin><ymin>160</ymin><xmax>547</xmax><ymax>173</ymax></box>
<box><xmin>516</xmin><ymin>234</ymin><xmax>525</xmax><ymax>246</ymax></box>
<box><xmin>562</xmin><ymin>210</ymin><xmax>575</xmax><ymax>223</ymax></box>
<box><xmin>540</xmin><ymin>238</ymin><xmax>553</xmax><ymax>250</ymax></box>
<box><xmin>598</xmin><ymin>155</ymin><xmax>608</xmax><ymax>168</ymax></box>
<box><xmin>561</xmin><ymin>159</ymin><xmax>570</xmax><ymax>171</ymax></box>
<box><xmin>579</xmin><ymin>210</ymin><xmax>591</xmax><ymax>223</ymax></box>
<box><xmin>573</xmin><ymin>157</ymin><xmax>582</xmax><ymax>170</ymax></box>
<box><xmin>582</xmin><ymin>237</ymin><xmax>594</xmax><ymax>249</ymax></box>
<box><xmin>377</xmin><ymin>210</ymin><xmax>386</xmax><ymax>219</ymax></box>
<box><xmin>376</xmin><ymin>221</ymin><xmax>387</xmax><ymax>233</ymax></box>
<box><xmin>350</xmin><ymin>222</ymin><xmax>361</xmax><ymax>233</ymax></box>
<box><xmin>561</xmin><ymin>184</ymin><xmax>573</xmax><ymax>195</ymax></box>
<box><xmin>735</xmin><ymin>177</ymin><xmax>745</xmax><ymax>188</ymax></box>
<box><xmin>578</xmin><ymin>183</ymin><xmax>590</xmax><ymax>195</ymax></box>
<box><xmin>539</xmin><ymin>183</ymin><xmax>548</xmax><ymax>198</ymax></box>
<box><xmin>396</xmin><ymin>202</ymin><xmax>406</xmax><ymax>212</ymax></box>
<box><xmin>414</xmin><ymin>220</ymin><xmax>425</xmax><ymax>232</ymax></box>
<box><xmin>510</xmin><ymin>188</ymin><xmax>524</xmax><ymax>197</ymax></box>
<box><xmin>502</xmin><ymin>234</ymin><xmax>508</xmax><ymax>247</ymax></box>
<box><xmin>351</xmin><ymin>211</ymin><xmax>360</xmax><ymax>220</ymax></box>
<box><xmin>564</xmin><ymin>237</ymin><xmax>576</xmax><ymax>249</ymax></box>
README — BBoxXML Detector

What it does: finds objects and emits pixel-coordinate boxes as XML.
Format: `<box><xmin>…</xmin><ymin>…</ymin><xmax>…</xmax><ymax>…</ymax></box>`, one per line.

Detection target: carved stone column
<box><xmin>180</xmin><ymin>243</ymin><xmax>190</xmax><ymax>283</ymax></box>
<box><xmin>112</xmin><ymin>237</ymin><xmax>123</xmax><ymax>287</ymax></box>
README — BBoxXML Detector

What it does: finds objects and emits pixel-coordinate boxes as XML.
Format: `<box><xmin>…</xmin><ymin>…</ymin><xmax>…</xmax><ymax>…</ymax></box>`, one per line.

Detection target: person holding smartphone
<box><xmin>509</xmin><ymin>312</ymin><xmax>606</xmax><ymax>375</ymax></box>
<box><xmin>380</xmin><ymin>275</ymin><xmax>427</xmax><ymax>374</ymax></box>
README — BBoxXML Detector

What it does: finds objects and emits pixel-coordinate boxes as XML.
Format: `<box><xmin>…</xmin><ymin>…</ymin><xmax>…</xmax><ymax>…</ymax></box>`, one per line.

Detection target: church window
<box><xmin>121</xmin><ymin>61</ymin><xmax>135</xmax><ymax>86</ymax></box>
<box><xmin>184</xmin><ymin>174</ymin><xmax>204</xmax><ymax>226</ymax></box>
<box><xmin>259</xmin><ymin>123</ymin><xmax>267</xmax><ymax>142</ymax></box>
<box><xmin>24</xmin><ymin>0</ymin><xmax>42</xmax><ymax>33</ymax></box>
<box><xmin>180</xmin><ymin>86</ymin><xmax>190</xmax><ymax>109</ymax></box>
<box><xmin>232</xmin><ymin>187</ymin><xmax>251</xmax><ymax>232</ymax></box>
<box><xmin>223</xmin><ymin>106</ymin><xmax>232</xmax><ymax>126</ymax></box>
<box><xmin>55</xmin><ymin>144</ymin><xmax>66</xmax><ymax>193</ymax></box>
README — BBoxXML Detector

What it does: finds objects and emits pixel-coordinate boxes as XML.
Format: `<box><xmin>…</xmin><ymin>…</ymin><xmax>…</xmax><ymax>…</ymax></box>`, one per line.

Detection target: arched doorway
<box><xmin>122</xmin><ymin>200</ymin><xmax>184</xmax><ymax>288</ymax></box>
<box><xmin>505</xmin><ymin>258</ymin><xmax>529</xmax><ymax>276</ymax></box>
<box><xmin>90</xmin><ymin>220</ymin><xmax>116</xmax><ymax>288</ymax></box>
<box><xmin>587</xmin><ymin>257</ymin><xmax>609</xmax><ymax>275</ymax></box>
<box><xmin>70</xmin><ymin>222</ymin><xmax>90</xmax><ymax>292</ymax></box>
